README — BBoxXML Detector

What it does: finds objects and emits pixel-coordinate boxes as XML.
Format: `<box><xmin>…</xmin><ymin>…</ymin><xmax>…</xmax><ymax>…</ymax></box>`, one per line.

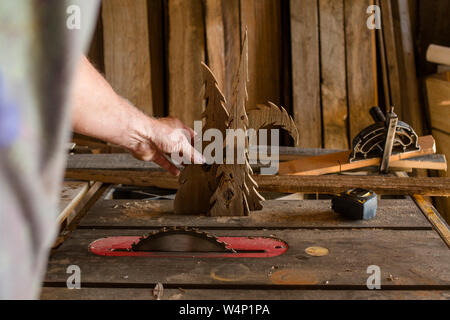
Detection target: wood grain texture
<box><xmin>210</xmin><ymin>34</ymin><xmax>264</xmax><ymax>216</ymax></box>
<box><xmin>65</xmin><ymin>169</ymin><xmax>450</xmax><ymax>196</ymax></box>
<box><xmin>167</xmin><ymin>0</ymin><xmax>205</xmax><ymax>127</ymax></box>
<box><xmin>380</xmin><ymin>0</ymin><xmax>403</xmax><ymax>116</ymax></box>
<box><xmin>40</xmin><ymin>287</ymin><xmax>450</xmax><ymax>300</ymax></box>
<box><xmin>290</xmin><ymin>0</ymin><xmax>321</xmax><ymax>148</ymax></box>
<box><xmin>80</xmin><ymin>199</ymin><xmax>430</xmax><ymax>229</ymax></box>
<box><xmin>390</xmin><ymin>0</ymin><xmax>425</xmax><ymax>135</ymax></box>
<box><xmin>432</xmin><ymin>130</ymin><xmax>450</xmax><ymax>221</ymax></box>
<box><xmin>240</xmin><ymin>0</ymin><xmax>282</xmax><ymax>110</ymax></box>
<box><xmin>102</xmin><ymin>0</ymin><xmax>153</xmax><ymax>114</ymax></box>
<box><xmin>345</xmin><ymin>0</ymin><xmax>377</xmax><ymax>140</ymax></box>
<box><xmin>247</xmin><ymin>102</ymin><xmax>299</xmax><ymax>146</ymax></box>
<box><xmin>426</xmin><ymin>75</ymin><xmax>450</xmax><ymax>134</ymax></box>
<box><xmin>319</xmin><ymin>0</ymin><xmax>348</xmax><ymax>149</ymax></box>
<box><xmin>147</xmin><ymin>0</ymin><xmax>166</xmax><ymax>117</ymax></box>
<box><xmin>58</xmin><ymin>181</ymin><xmax>89</xmax><ymax>225</ymax></box>
<box><xmin>174</xmin><ymin>63</ymin><xmax>229</xmax><ymax>215</ymax></box>
<box><xmin>218</xmin><ymin>0</ymin><xmax>241</xmax><ymax>101</ymax></box>
<box><xmin>204</xmin><ymin>0</ymin><xmax>225</xmax><ymax>91</ymax></box>
<box><xmin>44</xmin><ymin>229</ymin><xmax>450</xmax><ymax>287</ymax></box>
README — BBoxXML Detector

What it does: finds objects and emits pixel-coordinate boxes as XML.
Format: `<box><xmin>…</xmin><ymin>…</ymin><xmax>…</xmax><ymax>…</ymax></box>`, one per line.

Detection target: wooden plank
<box><xmin>413</xmin><ymin>194</ymin><xmax>450</xmax><ymax>249</ymax></box>
<box><xmin>65</xmin><ymin>150</ymin><xmax>445</xmax><ymax>171</ymax></box>
<box><xmin>319</xmin><ymin>0</ymin><xmax>348</xmax><ymax>149</ymax></box>
<box><xmin>102</xmin><ymin>0</ymin><xmax>153</xmax><ymax>115</ymax></box>
<box><xmin>147</xmin><ymin>0</ymin><xmax>166</xmax><ymax>117</ymax></box>
<box><xmin>58</xmin><ymin>181</ymin><xmax>90</xmax><ymax>225</ymax></box>
<box><xmin>345</xmin><ymin>0</ymin><xmax>378</xmax><ymax>140</ymax></box>
<box><xmin>44</xmin><ymin>229</ymin><xmax>450</xmax><ymax>287</ymax></box>
<box><xmin>290</xmin><ymin>0</ymin><xmax>321</xmax><ymax>148</ymax></box>
<box><xmin>432</xmin><ymin>130</ymin><xmax>450</xmax><ymax>221</ymax></box>
<box><xmin>426</xmin><ymin>75</ymin><xmax>450</xmax><ymax>134</ymax></box>
<box><xmin>167</xmin><ymin>0</ymin><xmax>205</xmax><ymax>127</ymax></box>
<box><xmin>87</xmin><ymin>10</ymin><xmax>104</xmax><ymax>73</ymax></box>
<box><xmin>65</xmin><ymin>170</ymin><xmax>450</xmax><ymax>196</ymax></box>
<box><xmin>256</xmin><ymin>175</ymin><xmax>450</xmax><ymax>196</ymax></box>
<box><xmin>40</xmin><ymin>287</ymin><xmax>450</xmax><ymax>300</ymax></box>
<box><xmin>390</xmin><ymin>0</ymin><xmax>424</xmax><ymax>135</ymax></box>
<box><xmin>222</xmin><ymin>0</ymin><xmax>241</xmax><ymax>102</ymax></box>
<box><xmin>279</xmin><ymin>135</ymin><xmax>437</xmax><ymax>175</ymax></box>
<box><xmin>380</xmin><ymin>0</ymin><xmax>403</xmax><ymax>115</ymax></box>
<box><xmin>204</xmin><ymin>0</ymin><xmax>226</xmax><ymax>91</ymax></box>
<box><xmin>240</xmin><ymin>0</ymin><xmax>282</xmax><ymax>110</ymax></box>
<box><xmin>54</xmin><ymin>182</ymin><xmax>106</xmax><ymax>248</ymax></box>
<box><xmin>79</xmin><ymin>199</ymin><xmax>431</xmax><ymax>229</ymax></box>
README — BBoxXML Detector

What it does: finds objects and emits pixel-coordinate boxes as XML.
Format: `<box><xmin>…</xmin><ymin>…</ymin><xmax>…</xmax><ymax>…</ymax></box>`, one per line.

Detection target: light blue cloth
<box><xmin>0</xmin><ymin>0</ymin><xmax>99</xmax><ymax>299</ymax></box>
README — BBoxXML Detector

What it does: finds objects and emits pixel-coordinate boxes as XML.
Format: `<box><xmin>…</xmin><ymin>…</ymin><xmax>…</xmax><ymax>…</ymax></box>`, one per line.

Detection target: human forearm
<box><xmin>70</xmin><ymin>56</ymin><xmax>146</xmax><ymax>149</ymax></box>
<box><xmin>70</xmin><ymin>56</ymin><xmax>203</xmax><ymax>175</ymax></box>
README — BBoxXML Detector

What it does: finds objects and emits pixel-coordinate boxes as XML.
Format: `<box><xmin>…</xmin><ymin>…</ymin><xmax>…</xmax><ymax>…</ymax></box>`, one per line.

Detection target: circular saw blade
<box><xmin>131</xmin><ymin>227</ymin><xmax>236</xmax><ymax>253</ymax></box>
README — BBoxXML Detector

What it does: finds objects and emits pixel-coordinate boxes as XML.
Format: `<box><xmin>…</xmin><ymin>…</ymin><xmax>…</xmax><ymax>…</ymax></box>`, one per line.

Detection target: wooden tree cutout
<box><xmin>248</xmin><ymin>102</ymin><xmax>299</xmax><ymax>146</ymax></box>
<box><xmin>173</xmin><ymin>63</ymin><xmax>229</xmax><ymax>215</ymax></box>
<box><xmin>174</xmin><ymin>31</ymin><xmax>298</xmax><ymax>216</ymax></box>
<box><xmin>209</xmin><ymin>31</ymin><xmax>264</xmax><ymax>216</ymax></box>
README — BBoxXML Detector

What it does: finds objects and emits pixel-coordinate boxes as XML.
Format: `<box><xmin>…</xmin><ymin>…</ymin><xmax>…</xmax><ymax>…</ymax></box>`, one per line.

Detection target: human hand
<box><xmin>128</xmin><ymin>116</ymin><xmax>204</xmax><ymax>176</ymax></box>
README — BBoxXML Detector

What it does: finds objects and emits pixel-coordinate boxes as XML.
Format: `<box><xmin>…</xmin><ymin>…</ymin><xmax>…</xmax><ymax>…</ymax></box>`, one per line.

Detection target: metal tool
<box><xmin>89</xmin><ymin>226</ymin><xmax>288</xmax><ymax>258</ymax></box>
<box><xmin>332</xmin><ymin>188</ymin><xmax>378</xmax><ymax>220</ymax></box>
<box><xmin>349</xmin><ymin>106</ymin><xmax>420</xmax><ymax>173</ymax></box>
<box><xmin>131</xmin><ymin>227</ymin><xmax>235</xmax><ymax>253</ymax></box>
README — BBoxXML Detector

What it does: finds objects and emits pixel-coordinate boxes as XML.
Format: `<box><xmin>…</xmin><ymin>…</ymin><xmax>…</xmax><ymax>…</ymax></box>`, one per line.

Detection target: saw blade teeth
<box><xmin>132</xmin><ymin>226</ymin><xmax>234</xmax><ymax>253</ymax></box>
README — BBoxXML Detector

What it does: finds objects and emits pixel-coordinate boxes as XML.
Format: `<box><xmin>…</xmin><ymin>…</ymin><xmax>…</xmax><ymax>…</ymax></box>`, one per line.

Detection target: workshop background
<box><xmin>81</xmin><ymin>0</ymin><xmax>450</xmax><ymax>220</ymax></box>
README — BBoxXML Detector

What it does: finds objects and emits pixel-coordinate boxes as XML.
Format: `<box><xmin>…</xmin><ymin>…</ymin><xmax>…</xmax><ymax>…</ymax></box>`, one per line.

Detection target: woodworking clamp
<box><xmin>349</xmin><ymin>106</ymin><xmax>420</xmax><ymax>173</ymax></box>
<box><xmin>332</xmin><ymin>188</ymin><xmax>378</xmax><ymax>220</ymax></box>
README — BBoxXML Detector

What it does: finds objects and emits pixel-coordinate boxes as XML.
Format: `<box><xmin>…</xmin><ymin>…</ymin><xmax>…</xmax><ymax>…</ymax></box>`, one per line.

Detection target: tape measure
<box><xmin>332</xmin><ymin>188</ymin><xmax>378</xmax><ymax>220</ymax></box>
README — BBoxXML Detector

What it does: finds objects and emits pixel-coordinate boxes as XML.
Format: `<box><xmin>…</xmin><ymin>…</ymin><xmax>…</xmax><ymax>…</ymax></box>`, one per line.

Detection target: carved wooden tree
<box><xmin>174</xmin><ymin>63</ymin><xmax>229</xmax><ymax>215</ymax></box>
<box><xmin>209</xmin><ymin>32</ymin><xmax>264</xmax><ymax>216</ymax></box>
<box><xmin>175</xmin><ymin>30</ymin><xmax>298</xmax><ymax>217</ymax></box>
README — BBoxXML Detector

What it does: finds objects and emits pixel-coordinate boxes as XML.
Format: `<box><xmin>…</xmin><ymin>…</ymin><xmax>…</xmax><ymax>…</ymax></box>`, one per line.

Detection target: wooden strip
<box><xmin>319</xmin><ymin>0</ymin><xmax>348</xmax><ymax>149</ymax></box>
<box><xmin>290</xmin><ymin>0</ymin><xmax>321</xmax><ymax>147</ymax></box>
<box><xmin>167</xmin><ymin>0</ymin><xmax>205</xmax><ymax>127</ymax></box>
<box><xmin>44</xmin><ymin>229</ymin><xmax>450</xmax><ymax>287</ymax></box>
<box><xmin>432</xmin><ymin>130</ymin><xmax>450</xmax><ymax>222</ymax></box>
<box><xmin>65</xmin><ymin>149</ymin><xmax>445</xmax><ymax>171</ymax></box>
<box><xmin>279</xmin><ymin>135</ymin><xmax>437</xmax><ymax>175</ymax></box>
<box><xmin>256</xmin><ymin>175</ymin><xmax>450</xmax><ymax>196</ymax></box>
<box><xmin>54</xmin><ymin>182</ymin><xmax>106</xmax><ymax>248</ymax></box>
<box><xmin>65</xmin><ymin>169</ymin><xmax>450</xmax><ymax>196</ymax></box>
<box><xmin>147</xmin><ymin>0</ymin><xmax>166</xmax><ymax>117</ymax></box>
<box><xmin>413</xmin><ymin>195</ymin><xmax>450</xmax><ymax>249</ymax></box>
<box><xmin>426</xmin><ymin>75</ymin><xmax>450</xmax><ymax>134</ymax></box>
<box><xmin>380</xmin><ymin>0</ymin><xmax>402</xmax><ymax>116</ymax></box>
<box><xmin>40</xmin><ymin>287</ymin><xmax>450</xmax><ymax>300</ymax></box>
<box><xmin>79</xmin><ymin>199</ymin><xmax>430</xmax><ymax>229</ymax></box>
<box><xmin>390</xmin><ymin>0</ymin><xmax>424</xmax><ymax>135</ymax></box>
<box><xmin>240</xmin><ymin>0</ymin><xmax>282</xmax><ymax>110</ymax></box>
<box><xmin>57</xmin><ymin>181</ymin><xmax>90</xmax><ymax>225</ymax></box>
<box><xmin>205</xmin><ymin>0</ymin><xmax>225</xmax><ymax>91</ymax></box>
<box><xmin>102</xmin><ymin>0</ymin><xmax>153</xmax><ymax>115</ymax></box>
<box><xmin>345</xmin><ymin>0</ymin><xmax>377</xmax><ymax>140</ymax></box>
<box><xmin>222</xmin><ymin>0</ymin><xmax>241</xmax><ymax>101</ymax></box>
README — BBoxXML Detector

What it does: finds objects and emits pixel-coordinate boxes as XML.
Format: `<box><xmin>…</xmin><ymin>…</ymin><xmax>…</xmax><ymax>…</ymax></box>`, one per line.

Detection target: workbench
<box><xmin>41</xmin><ymin>184</ymin><xmax>450</xmax><ymax>300</ymax></box>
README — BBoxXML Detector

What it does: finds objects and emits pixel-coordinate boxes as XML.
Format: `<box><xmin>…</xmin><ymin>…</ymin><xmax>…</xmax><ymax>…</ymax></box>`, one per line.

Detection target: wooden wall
<box><xmin>88</xmin><ymin>0</ymin><xmax>425</xmax><ymax>149</ymax></box>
